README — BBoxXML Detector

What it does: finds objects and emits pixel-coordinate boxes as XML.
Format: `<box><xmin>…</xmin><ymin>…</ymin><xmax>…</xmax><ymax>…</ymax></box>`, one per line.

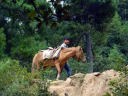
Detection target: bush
<box><xmin>108</xmin><ymin>67</ymin><xmax>128</xmax><ymax>96</ymax></box>
<box><xmin>0</xmin><ymin>58</ymin><xmax>50</xmax><ymax>96</ymax></box>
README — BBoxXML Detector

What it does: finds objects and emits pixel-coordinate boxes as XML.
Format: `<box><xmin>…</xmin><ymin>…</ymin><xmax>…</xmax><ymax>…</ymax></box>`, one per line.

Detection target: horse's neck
<box><xmin>60</xmin><ymin>48</ymin><xmax>76</xmax><ymax>60</ymax></box>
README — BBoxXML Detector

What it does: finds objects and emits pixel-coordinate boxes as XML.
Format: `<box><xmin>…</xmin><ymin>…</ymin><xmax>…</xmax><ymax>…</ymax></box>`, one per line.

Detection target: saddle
<box><xmin>40</xmin><ymin>47</ymin><xmax>61</xmax><ymax>60</ymax></box>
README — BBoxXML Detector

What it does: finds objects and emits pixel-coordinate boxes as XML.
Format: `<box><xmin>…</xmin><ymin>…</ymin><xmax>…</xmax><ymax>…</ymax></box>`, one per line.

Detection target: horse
<box><xmin>32</xmin><ymin>46</ymin><xmax>86</xmax><ymax>80</ymax></box>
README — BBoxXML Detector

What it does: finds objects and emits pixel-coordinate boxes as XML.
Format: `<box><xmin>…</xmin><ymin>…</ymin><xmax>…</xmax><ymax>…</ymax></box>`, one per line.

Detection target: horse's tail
<box><xmin>31</xmin><ymin>53</ymin><xmax>38</xmax><ymax>73</ymax></box>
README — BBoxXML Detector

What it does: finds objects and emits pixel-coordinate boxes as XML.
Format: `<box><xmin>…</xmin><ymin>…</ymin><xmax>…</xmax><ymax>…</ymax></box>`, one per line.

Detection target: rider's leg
<box><xmin>64</xmin><ymin>63</ymin><xmax>72</xmax><ymax>77</ymax></box>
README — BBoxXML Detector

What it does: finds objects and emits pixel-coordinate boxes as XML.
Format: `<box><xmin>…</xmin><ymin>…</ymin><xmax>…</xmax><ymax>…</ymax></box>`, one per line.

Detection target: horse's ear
<box><xmin>77</xmin><ymin>46</ymin><xmax>81</xmax><ymax>51</ymax></box>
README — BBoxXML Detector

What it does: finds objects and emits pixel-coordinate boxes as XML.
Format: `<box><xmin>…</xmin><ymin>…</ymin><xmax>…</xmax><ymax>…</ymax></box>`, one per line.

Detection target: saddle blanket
<box><xmin>40</xmin><ymin>47</ymin><xmax>61</xmax><ymax>59</ymax></box>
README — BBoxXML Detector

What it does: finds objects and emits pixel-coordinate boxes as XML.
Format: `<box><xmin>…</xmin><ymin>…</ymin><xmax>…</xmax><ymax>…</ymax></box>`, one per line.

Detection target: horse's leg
<box><xmin>55</xmin><ymin>63</ymin><xmax>61</xmax><ymax>80</ymax></box>
<box><xmin>32</xmin><ymin>54</ymin><xmax>40</xmax><ymax>72</ymax></box>
<box><xmin>60</xmin><ymin>64</ymin><xmax>64</xmax><ymax>73</ymax></box>
<box><xmin>32</xmin><ymin>61</ymin><xmax>38</xmax><ymax>73</ymax></box>
<box><xmin>31</xmin><ymin>62</ymin><xmax>35</xmax><ymax>73</ymax></box>
<box><xmin>37</xmin><ymin>62</ymin><xmax>40</xmax><ymax>70</ymax></box>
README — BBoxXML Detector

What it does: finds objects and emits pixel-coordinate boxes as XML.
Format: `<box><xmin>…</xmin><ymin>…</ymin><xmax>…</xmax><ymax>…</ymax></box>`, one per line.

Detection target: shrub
<box><xmin>108</xmin><ymin>67</ymin><xmax>128</xmax><ymax>96</ymax></box>
<box><xmin>0</xmin><ymin>58</ymin><xmax>50</xmax><ymax>96</ymax></box>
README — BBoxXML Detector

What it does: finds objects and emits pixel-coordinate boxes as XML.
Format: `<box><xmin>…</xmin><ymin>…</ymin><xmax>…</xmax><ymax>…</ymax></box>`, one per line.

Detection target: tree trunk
<box><xmin>83</xmin><ymin>32</ymin><xmax>93</xmax><ymax>72</ymax></box>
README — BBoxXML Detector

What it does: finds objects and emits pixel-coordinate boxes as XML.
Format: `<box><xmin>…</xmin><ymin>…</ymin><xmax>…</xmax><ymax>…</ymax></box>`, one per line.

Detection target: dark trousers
<box><xmin>64</xmin><ymin>63</ymin><xmax>72</xmax><ymax>77</ymax></box>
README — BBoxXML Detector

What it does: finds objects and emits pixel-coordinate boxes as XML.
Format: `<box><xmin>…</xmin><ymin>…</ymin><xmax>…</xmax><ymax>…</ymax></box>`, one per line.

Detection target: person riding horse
<box><xmin>60</xmin><ymin>37</ymin><xmax>72</xmax><ymax>77</ymax></box>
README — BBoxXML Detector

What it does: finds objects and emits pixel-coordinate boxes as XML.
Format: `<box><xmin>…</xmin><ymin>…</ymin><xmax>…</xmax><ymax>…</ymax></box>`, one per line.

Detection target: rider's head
<box><xmin>63</xmin><ymin>37</ymin><xmax>70</xmax><ymax>45</ymax></box>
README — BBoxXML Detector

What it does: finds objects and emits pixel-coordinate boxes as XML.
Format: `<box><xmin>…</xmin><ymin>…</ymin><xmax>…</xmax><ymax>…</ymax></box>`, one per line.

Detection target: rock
<box><xmin>48</xmin><ymin>70</ymin><xmax>119</xmax><ymax>96</ymax></box>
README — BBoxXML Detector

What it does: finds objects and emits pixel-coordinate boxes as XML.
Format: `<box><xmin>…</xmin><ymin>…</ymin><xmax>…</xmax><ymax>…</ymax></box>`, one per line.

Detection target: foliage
<box><xmin>11</xmin><ymin>34</ymin><xmax>47</xmax><ymax>60</ymax></box>
<box><xmin>68</xmin><ymin>0</ymin><xmax>116</xmax><ymax>31</ymax></box>
<box><xmin>93</xmin><ymin>12</ymin><xmax>128</xmax><ymax>72</ymax></box>
<box><xmin>0</xmin><ymin>58</ymin><xmax>50</xmax><ymax>96</ymax></box>
<box><xmin>69</xmin><ymin>59</ymin><xmax>88</xmax><ymax>74</ymax></box>
<box><xmin>108</xmin><ymin>67</ymin><xmax>128</xmax><ymax>96</ymax></box>
<box><xmin>41</xmin><ymin>21</ymin><xmax>91</xmax><ymax>47</ymax></box>
<box><xmin>118</xmin><ymin>0</ymin><xmax>128</xmax><ymax>21</ymax></box>
<box><xmin>0</xmin><ymin>0</ymin><xmax>128</xmax><ymax>95</ymax></box>
<box><xmin>93</xmin><ymin>47</ymin><xmax>110</xmax><ymax>72</ymax></box>
<box><xmin>94</xmin><ymin>45</ymin><xmax>126</xmax><ymax>72</ymax></box>
<box><xmin>0</xmin><ymin>28</ymin><xmax>6</xmax><ymax>58</ymax></box>
<box><xmin>108</xmin><ymin>45</ymin><xmax>126</xmax><ymax>71</ymax></box>
<box><xmin>9</xmin><ymin>34</ymin><xmax>48</xmax><ymax>70</ymax></box>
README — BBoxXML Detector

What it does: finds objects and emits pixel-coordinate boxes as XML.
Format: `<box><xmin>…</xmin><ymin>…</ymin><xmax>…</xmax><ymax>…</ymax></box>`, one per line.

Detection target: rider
<box><xmin>60</xmin><ymin>37</ymin><xmax>72</xmax><ymax>77</ymax></box>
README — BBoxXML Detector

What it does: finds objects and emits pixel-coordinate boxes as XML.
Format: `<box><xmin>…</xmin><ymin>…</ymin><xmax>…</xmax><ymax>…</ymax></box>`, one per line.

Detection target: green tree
<box><xmin>67</xmin><ymin>0</ymin><xmax>116</xmax><ymax>72</ymax></box>
<box><xmin>118</xmin><ymin>0</ymin><xmax>128</xmax><ymax>21</ymax></box>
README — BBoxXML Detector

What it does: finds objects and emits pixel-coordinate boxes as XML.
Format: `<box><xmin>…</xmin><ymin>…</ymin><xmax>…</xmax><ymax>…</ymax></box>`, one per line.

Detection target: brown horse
<box><xmin>32</xmin><ymin>46</ymin><xmax>86</xmax><ymax>80</ymax></box>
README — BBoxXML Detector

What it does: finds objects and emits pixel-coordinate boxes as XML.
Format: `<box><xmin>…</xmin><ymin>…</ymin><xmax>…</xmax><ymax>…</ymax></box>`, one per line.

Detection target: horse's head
<box><xmin>74</xmin><ymin>46</ymin><xmax>86</xmax><ymax>62</ymax></box>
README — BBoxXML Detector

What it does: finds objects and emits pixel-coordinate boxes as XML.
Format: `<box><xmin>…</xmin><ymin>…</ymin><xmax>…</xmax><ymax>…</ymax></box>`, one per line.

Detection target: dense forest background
<box><xmin>0</xmin><ymin>0</ymin><xmax>128</xmax><ymax>96</ymax></box>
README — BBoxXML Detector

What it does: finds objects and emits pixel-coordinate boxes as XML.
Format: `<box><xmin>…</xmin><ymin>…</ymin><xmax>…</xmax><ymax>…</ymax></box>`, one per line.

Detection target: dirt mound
<box><xmin>48</xmin><ymin>70</ymin><xmax>119</xmax><ymax>96</ymax></box>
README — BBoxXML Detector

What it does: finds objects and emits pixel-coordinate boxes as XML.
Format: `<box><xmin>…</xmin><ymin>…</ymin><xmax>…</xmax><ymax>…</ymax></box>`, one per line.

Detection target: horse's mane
<box><xmin>61</xmin><ymin>47</ymin><xmax>77</xmax><ymax>53</ymax></box>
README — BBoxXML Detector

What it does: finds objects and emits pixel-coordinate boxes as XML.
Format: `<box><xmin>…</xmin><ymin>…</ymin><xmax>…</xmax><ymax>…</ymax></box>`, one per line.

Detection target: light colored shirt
<box><xmin>60</xmin><ymin>43</ymin><xmax>68</xmax><ymax>48</ymax></box>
